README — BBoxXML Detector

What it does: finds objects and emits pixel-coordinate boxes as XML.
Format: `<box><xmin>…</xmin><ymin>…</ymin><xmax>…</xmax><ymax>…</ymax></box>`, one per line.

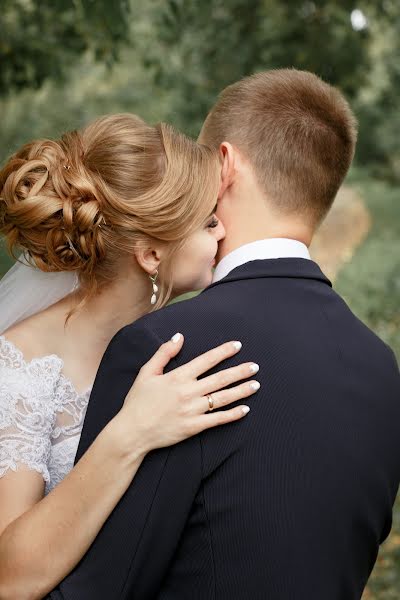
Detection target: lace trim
<box><xmin>0</xmin><ymin>335</ymin><xmax>91</xmax><ymax>439</ymax></box>
<box><xmin>0</xmin><ymin>334</ymin><xmax>63</xmax><ymax>372</ymax></box>
<box><xmin>0</xmin><ymin>335</ymin><xmax>91</xmax><ymax>484</ymax></box>
<box><xmin>0</xmin><ymin>437</ymin><xmax>51</xmax><ymax>483</ymax></box>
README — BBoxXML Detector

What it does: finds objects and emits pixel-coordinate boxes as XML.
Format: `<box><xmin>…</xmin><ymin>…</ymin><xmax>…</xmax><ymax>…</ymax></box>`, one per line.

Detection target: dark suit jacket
<box><xmin>49</xmin><ymin>258</ymin><xmax>400</xmax><ymax>600</ymax></box>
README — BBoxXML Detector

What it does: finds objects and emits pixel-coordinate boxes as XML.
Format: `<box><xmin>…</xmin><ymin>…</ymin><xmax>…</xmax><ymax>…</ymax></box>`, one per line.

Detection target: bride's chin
<box><xmin>170</xmin><ymin>269</ymin><xmax>215</xmax><ymax>299</ymax></box>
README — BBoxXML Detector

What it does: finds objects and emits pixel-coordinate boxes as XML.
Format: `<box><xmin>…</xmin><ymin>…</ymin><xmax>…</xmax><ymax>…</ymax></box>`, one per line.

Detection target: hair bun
<box><xmin>0</xmin><ymin>136</ymin><xmax>107</xmax><ymax>274</ymax></box>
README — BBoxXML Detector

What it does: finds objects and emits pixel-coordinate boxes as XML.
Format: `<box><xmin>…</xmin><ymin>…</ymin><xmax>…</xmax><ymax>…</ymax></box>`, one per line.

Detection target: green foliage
<box><xmin>0</xmin><ymin>0</ymin><xmax>131</xmax><ymax>96</ymax></box>
<box><xmin>0</xmin><ymin>28</ymin><xmax>191</xmax><ymax>165</ymax></box>
<box><xmin>1</xmin><ymin>0</ymin><xmax>398</xmax><ymax>178</ymax></box>
<box><xmin>139</xmin><ymin>0</ymin><xmax>371</xmax><ymax>135</ymax></box>
<box><xmin>353</xmin><ymin>1</ymin><xmax>400</xmax><ymax>180</ymax></box>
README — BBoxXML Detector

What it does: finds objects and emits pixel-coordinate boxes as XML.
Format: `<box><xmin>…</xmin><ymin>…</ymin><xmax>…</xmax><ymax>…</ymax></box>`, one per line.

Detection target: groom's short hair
<box><xmin>199</xmin><ymin>69</ymin><xmax>357</xmax><ymax>224</ymax></box>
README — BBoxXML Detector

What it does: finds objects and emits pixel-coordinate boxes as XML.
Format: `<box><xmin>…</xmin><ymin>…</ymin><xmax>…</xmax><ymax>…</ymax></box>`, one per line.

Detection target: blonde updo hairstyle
<box><xmin>0</xmin><ymin>114</ymin><xmax>221</xmax><ymax>323</ymax></box>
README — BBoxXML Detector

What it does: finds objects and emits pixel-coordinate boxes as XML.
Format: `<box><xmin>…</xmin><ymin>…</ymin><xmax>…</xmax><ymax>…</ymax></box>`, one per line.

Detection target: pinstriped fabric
<box><xmin>49</xmin><ymin>259</ymin><xmax>400</xmax><ymax>600</ymax></box>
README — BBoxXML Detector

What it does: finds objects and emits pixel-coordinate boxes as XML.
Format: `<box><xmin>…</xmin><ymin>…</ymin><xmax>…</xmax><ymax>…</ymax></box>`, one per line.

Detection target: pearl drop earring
<box><xmin>149</xmin><ymin>270</ymin><xmax>159</xmax><ymax>305</ymax></box>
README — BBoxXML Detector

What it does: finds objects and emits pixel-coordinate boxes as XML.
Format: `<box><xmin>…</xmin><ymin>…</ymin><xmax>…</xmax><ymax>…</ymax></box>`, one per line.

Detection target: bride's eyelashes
<box><xmin>206</xmin><ymin>216</ymin><xmax>219</xmax><ymax>229</ymax></box>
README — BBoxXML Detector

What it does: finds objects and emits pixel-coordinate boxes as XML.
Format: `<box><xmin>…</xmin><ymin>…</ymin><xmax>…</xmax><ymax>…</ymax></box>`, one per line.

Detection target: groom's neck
<box><xmin>216</xmin><ymin>221</ymin><xmax>314</xmax><ymax>263</ymax></box>
<box><xmin>215</xmin><ymin>180</ymin><xmax>316</xmax><ymax>262</ymax></box>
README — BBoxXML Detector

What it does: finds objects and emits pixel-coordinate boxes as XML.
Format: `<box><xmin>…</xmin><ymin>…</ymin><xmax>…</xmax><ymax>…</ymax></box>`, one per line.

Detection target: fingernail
<box><xmin>250</xmin><ymin>381</ymin><xmax>260</xmax><ymax>391</ymax></box>
<box><xmin>249</xmin><ymin>363</ymin><xmax>259</xmax><ymax>374</ymax></box>
<box><xmin>233</xmin><ymin>341</ymin><xmax>242</xmax><ymax>351</ymax></box>
<box><xmin>171</xmin><ymin>333</ymin><xmax>181</xmax><ymax>343</ymax></box>
<box><xmin>242</xmin><ymin>406</ymin><xmax>250</xmax><ymax>414</ymax></box>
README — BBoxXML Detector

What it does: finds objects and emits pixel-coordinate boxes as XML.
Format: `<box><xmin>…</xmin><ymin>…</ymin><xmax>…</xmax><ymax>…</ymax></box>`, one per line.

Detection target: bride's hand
<box><xmin>119</xmin><ymin>333</ymin><xmax>260</xmax><ymax>454</ymax></box>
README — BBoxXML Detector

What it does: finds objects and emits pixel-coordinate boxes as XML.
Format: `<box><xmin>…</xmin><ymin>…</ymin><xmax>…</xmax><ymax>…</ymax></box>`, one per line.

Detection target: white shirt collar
<box><xmin>212</xmin><ymin>238</ymin><xmax>311</xmax><ymax>283</ymax></box>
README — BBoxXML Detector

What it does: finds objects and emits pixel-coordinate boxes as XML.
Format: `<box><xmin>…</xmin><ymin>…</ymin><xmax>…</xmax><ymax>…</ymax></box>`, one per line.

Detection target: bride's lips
<box><xmin>211</xmin><ymin>258</ymin><xmax>216</xmax><ymax>266</ymax></box>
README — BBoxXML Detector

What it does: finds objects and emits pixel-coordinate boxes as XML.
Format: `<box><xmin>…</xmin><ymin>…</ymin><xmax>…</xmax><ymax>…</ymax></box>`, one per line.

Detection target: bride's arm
<box><xmin>0</xmin><ymin>335</ymin><xmax>259</xmax><ymax>600</ymax></box>
<box><xmin>0</xmin><ymin>417</ymin><xmax>145</xmax><ymax>600</ymax></box>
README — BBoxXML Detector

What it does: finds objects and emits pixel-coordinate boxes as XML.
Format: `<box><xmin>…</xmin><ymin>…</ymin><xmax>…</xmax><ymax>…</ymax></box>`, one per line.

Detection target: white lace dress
<box><xmin>0</xmin><ymin>335</ymin><xmax>92</xmax><ymax>495</ymax></box>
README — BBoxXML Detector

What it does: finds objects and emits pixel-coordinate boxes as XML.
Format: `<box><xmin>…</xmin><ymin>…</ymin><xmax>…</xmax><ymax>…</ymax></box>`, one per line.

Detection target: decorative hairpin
<box><xmin>98</xmin><ymin>216</ymin><xmax>107</xmax><ymax>229</ymax></box>
<box><xmin>65</xmin><ymin>232</ymin><xmax>83</xmax><ymax>260</ymax></box>
<box><xmin>63</xmin><ymin>164</ymin><xmax>71</xmax><ymax>171</ymax></box>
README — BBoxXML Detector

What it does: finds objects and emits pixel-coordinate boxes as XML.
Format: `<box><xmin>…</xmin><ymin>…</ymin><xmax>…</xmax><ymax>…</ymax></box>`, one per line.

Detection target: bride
<box><xmin>0</xmin><ymin>114</ymin><xmax>260</xmax><ymax>599</ymax></box>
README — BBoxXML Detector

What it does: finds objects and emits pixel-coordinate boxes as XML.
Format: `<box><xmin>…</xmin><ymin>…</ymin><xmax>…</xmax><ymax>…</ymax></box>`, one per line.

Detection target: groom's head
<box><xmin>199</xmin><ymin>69</ymin><xmax>357</xmax><ymax>256</ymax></box>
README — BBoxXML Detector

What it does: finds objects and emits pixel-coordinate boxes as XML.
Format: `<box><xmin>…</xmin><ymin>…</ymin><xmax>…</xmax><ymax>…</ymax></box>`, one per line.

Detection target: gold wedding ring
<box><xmin>207</xmin><ymin>394</ymin><xmax>214</xmax><ymax>411</ymax></box>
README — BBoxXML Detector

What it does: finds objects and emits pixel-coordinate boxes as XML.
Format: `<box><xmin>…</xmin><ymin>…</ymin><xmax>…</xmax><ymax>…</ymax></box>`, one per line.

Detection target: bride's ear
<box><xmin>218</xmin><ymin>142</ymin><xmax>236</xmax><ymax>200</ymax></box>
<box><xmin>134</xmin><ymin>244</ymin><xmax>163</xmax><ymax>276</ymax></box>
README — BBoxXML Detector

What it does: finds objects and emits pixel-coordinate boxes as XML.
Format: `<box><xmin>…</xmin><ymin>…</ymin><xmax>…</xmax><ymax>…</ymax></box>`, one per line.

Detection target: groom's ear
<box><xmin>218</xmin><ymin>142</ymin><xmax>236</xmax><ymax>200</ymax></box>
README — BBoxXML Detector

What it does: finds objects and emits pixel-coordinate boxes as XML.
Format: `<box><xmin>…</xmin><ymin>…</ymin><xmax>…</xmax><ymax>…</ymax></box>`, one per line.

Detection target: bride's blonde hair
<box><xmin>0</xmin><ymin>114</ymin><xmax>220</xmax><ymax>320</ymax></box>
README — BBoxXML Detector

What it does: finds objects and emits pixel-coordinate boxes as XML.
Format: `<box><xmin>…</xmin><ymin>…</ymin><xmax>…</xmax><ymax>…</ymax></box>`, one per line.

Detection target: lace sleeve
<box><xmin>0</xmin><ymin>337</ymin><xmax>63</xmax><ymax>483</ymax></box>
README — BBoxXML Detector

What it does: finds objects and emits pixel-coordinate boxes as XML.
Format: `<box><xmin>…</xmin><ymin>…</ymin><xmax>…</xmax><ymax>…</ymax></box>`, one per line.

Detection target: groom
<box><xmin>49</xmin><ymin>70</ymin><xmax>400</xmax><ymax>599</ymax></box>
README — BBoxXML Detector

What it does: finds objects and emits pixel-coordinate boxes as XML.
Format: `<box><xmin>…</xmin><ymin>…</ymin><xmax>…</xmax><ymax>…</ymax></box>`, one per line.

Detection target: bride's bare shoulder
<box><xmin>1</xmin><ymin>312</ymin><xmax>58</xmax><ymax>362</ymax></box>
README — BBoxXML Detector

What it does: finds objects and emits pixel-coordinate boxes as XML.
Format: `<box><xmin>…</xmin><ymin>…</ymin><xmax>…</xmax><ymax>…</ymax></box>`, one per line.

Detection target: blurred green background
<box><xmin>0</xmin><ymin>1</ymin><xmax>399</xmax><ymax>597</ymax></box>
